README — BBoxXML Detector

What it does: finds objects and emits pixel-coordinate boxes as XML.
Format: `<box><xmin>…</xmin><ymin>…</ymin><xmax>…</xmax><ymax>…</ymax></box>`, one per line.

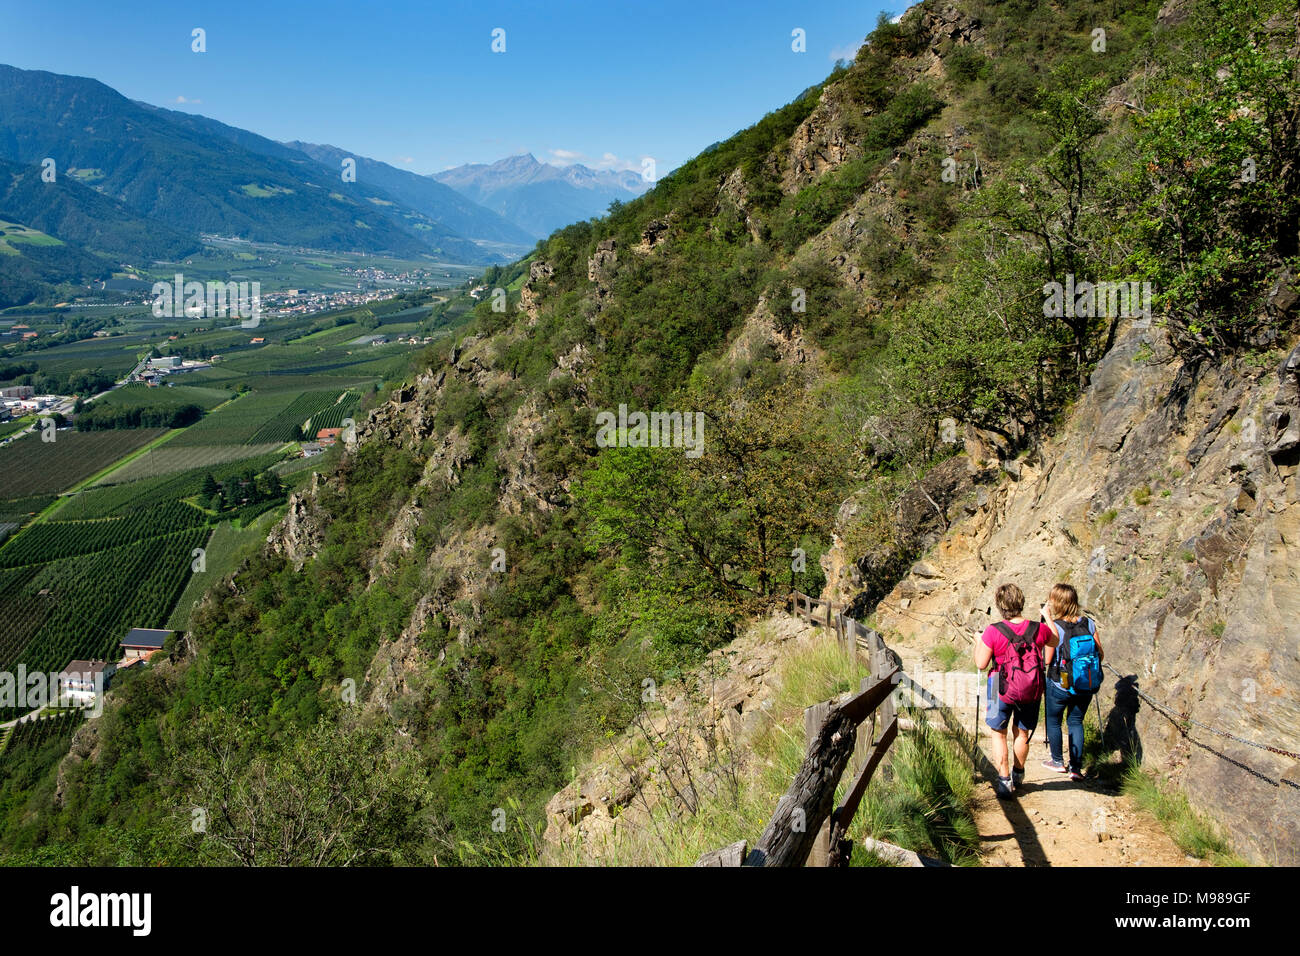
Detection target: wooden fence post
<box><xmin>703</xmin><ymin>593</ymin><xmax>905</xmax><ymax>867</ymax></box>
<box><xmin>870</xmin><ymin>632</ymin><xmax>897</xmax><ymax>748</ymax></box>
<box><xmin>850</xmin><ymin>675</ymin><xmax>873</xmax><ymax>777</ymax></box>
<box><xmin>804</xmin><ymin>700</ymin><xmax>832</xmax><ymax>866</ymax></box>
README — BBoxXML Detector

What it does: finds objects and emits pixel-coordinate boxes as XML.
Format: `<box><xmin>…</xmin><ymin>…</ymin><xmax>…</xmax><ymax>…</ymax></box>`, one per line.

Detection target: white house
<box><xmin>57</xmin><ymin>660</ymin><xmax>117</xmax><ymax>706</ymax></box>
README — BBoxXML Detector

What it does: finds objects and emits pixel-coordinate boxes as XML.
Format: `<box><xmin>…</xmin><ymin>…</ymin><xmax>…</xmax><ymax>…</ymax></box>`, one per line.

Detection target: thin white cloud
<box><xmin>540</xmin><ymin>148</ymin><xmax>649</xmax><ymax>173</ymax></box>
<box><xmin>394</xmin><ymin>156</ymin><xmax>414</xmax><ymax>165</ymax></box>
<box><xmin>829</xmin><ymin>41</ymin><xmax>863</xmax><ymax>63</ymax></box>
<box><xmin>174</xmin><ymin>95</ymin><xmax>202</xmax><ymax>105</ymax></box>
<box><xmin>593</xmin><ymin>152</ymin><xmax>648</xmax><ymax>173</ymax></box>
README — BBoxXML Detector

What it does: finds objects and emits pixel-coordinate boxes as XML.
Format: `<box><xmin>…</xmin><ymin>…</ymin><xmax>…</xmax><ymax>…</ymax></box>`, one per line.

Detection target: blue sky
<box><xmin>0</xmin><ymin>0</ymin><xmax>893</xmax><ymax>176</ymax></box>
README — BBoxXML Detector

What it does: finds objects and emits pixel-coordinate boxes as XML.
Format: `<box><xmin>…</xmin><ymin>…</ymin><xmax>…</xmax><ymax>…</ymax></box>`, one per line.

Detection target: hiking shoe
<box><xmin>1069</xmin><ymin>770</ymin><xmax>1085</xmax><ymax>781</ymax></box>
<box><xmin>1013</xmin><ymin>767</ymin><xmax>1026</xmax><ymax>786</ymax></box>
<box><xmin>995</xmin><ymin>776</ymin><xmax>1015</xmax><ymax>799</ymax></box>
<box><xmin>1042</xmin><ymin>758</ymin><xmax>1066</xmax><ymax>773</ymax></box>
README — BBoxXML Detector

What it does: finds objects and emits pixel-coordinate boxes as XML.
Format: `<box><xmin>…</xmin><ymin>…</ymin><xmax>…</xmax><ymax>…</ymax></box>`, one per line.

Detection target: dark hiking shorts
<box><xmin>985</xmin><ymin>675</ymin><xmax>1040</xmax><ymax>733</ymax></box>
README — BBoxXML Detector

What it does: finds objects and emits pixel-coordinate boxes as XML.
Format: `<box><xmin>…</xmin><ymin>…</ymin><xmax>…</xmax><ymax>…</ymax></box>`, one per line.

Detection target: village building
<box><xmin>57</xmin><ymin>660</ymin><xmax>116</xmax><ymax>706</ymax></box>
<box><xmin>120</xmin><ymin>628</ymin><xmax>170</xmax><ymax>660</ymax></box>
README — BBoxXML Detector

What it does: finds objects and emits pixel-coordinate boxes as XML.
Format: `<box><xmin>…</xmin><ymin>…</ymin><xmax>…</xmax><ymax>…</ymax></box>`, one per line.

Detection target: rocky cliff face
<box><xmin>262</xmin><ymin>325</ymin><xmax>549</xmax><ymax>724</ymax></box>
<box><xmin>267</xmin><ymin>471</ymin><xmax>330</xmax><ymax>571</ymax></box>
<box><xmin>823</xmin><ymin>325</ymin><xmax>1300</xmax><ymax>865</ymax></box>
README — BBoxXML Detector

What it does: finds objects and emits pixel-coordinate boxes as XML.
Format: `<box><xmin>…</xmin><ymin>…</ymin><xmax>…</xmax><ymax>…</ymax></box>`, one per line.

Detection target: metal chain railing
<box><xmin>1102</xmin><ymin>660</ymin><xmax>1300</xmax><ymax>762</ymax></box>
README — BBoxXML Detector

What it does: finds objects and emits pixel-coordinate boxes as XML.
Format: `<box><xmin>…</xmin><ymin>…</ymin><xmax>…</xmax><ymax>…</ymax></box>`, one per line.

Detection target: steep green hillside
<box><xmin>0</xmin><ymin>157</ymin><xmax>199</xmax><ymax>263</ymax></box>
<box><xmin>3</xmin><ymin>0</ymin><xmax>1295</xmax><ymax>865</ymax></box>
<box><xmin>0</xmin><ymin>156</ymin><xmax>202</xmax><ymax>306</ymax></box>
<box><xmin>0</xmin><ymin>215</ymin><xmax>107</xmax><ymax>307</ymax></box>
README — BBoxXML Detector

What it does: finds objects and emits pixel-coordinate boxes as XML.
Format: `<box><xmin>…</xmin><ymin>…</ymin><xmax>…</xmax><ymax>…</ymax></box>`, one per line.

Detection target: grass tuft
<box><xmin>855</xmin><ymin>713</ymin><xmax>981</xmax><ymax>865</ymax></box>
<box><xmin>1121</xmin><ymin>762</ymin><xmax>1245</xmax><ymax>865</ymax></box>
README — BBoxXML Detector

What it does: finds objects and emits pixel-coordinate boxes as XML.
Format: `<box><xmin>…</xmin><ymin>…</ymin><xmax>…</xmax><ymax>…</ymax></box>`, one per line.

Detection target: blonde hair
<box><xmin>995</xmin><ymin>583</ymin><xmax>1025</xmax><ymax>618</ymax></box>
<box><xmin>1048</xmin><ymin>582</ymin><xmax>1081</xmax><ymax>621</ymax></box>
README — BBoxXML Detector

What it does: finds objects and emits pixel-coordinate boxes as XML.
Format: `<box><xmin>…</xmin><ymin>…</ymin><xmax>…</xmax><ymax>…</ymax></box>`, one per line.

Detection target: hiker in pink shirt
<box><xmin>973</xmin><ymin>583</ymin><xmax>1057</xmax><ymax>798</ymax></box>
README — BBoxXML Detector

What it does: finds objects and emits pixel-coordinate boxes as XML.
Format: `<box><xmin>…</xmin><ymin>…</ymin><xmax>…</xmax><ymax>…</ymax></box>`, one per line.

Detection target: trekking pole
<box><xmin>971</xmin><ymin>631</ymin><xmax>984</xmax><ymax>780</ymax></box>
<box><xmin>972</xmin><ymin>661</ymin><xmax>980</xmax><ymax>776</ymax></box>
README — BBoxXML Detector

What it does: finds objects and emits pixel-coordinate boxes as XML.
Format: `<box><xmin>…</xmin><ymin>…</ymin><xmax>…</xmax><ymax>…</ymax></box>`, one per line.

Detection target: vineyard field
<box><xmin>246</xmin><ymin>389</ymin><xmax>356</xmax><ymax>444</ymax></box>
<box><xmin>0</xmin><ymin>429</ymin><xmax>167</xmax><ymax>498</ymax></box>
<box><xmin>0</xmin><ymin>416</ymin><xmax>33</xmax><ymax>440</ymax></box>
<box><xmin>91</xmin><ymin>382</ymin><xmax>233</xmax><ymax>411</ymax></box>
<box><xmin>167</xmin><ymin>512</ymin><xmax>281</xmax><ymax>630</ymax></box>
<box><xmin>162</xmin><ymin>391</ymin><xmax>298</xmax><ymax>447</ymax></box>
<box><xmin>0</xmin><ymin>526</ymin><xmax>211</xmax><ymax>682</ymax></box>
<box><xmin>0</xmin><ymin>495</ymin><xmax>54</xmax><ymax>526</ymax></box>
<box><xmin>2</xmin><ymin>710</ymin><xmax>84</xmax><ymax>760</ymax></box>
<box><xmin>0</xmin><ymin>710</ymin><xmax>86</xmax><ymax>804</ymax></box>
<box><xmin>305</xmin><ymin>392</ymin><xmax>361</xmax><ymax>433</ymax></box>
<box><xmin>0</xmin><ymin>501</ymin><xmax>209</xmax><ymax>570</ymax></box>
<box><xmin>90</xmin><ymin>442</ymin><xmax>283</xmax><ymax>485</ymax></box>
<box><xmin>55</xmin><ymin>450</ymin><xmax>287</xmax><ymax>519</ymax></box>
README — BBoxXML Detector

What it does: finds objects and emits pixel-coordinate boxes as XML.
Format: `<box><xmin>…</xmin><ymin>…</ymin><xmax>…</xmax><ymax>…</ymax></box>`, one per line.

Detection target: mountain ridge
<box><xmin>282</xmin><ymin>141</ymin><xmax>535</xmax><ymax>248</ymax></box>
<box><xmin>0</xmin><ymin>155</ymin><xmax>201</xmax><ymax>306</ymax></box>
<box><xmin>433</xmin><ymin>152</ymin><xmax>651</xmax><ymax>238</ymax></box>
<box><xmin>0</xmin><ymin>64</ymin><xmax>514</xmax><ymax>265</ymax></box>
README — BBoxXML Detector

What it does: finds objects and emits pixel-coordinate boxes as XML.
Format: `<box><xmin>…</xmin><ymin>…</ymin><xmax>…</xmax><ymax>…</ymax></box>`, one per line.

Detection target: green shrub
<box><xmin>930</xmin><ymin>644</ymin><xmax>963</xmax><ymax>672</ymax></box>
<box><xmin>988</xmin><ymin>61</ymin><xmax>1039</xmax><ymax>112</ymax></box>
<box><xmin>946</xmin><ymin>44</ymin><xmax>988</xmax><ymax>86</ymax></box>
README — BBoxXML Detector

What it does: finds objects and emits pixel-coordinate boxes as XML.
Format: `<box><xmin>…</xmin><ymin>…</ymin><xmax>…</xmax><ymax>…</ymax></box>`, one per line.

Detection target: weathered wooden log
<box><xmin>744</xmin><ymin>667</ymin><xmax>899</xmax><ymax>867</ymax></box>
<box><xmin>849</xmin><ymin>675</ymin><xmax>873</xmax><ymax>778</ymax></box>
<box><xmin>805</xmin><ymin>700</ymin><xmax>833</xmax><ymax>867</ymax></box>
<box><xmin>838</xmin><ymin>665</ymin><xmax>900</xmax><ymax>725</ymax></box>
<box><xmin>827</xmin><ymin>714</ymin><xmax>898</xmax><ymax>867</ymax></box>
<box><xmin>694</xmin><ymin>839</ymin><xmax>748</xmax><ymax>866</ymax></box>
<box><xmin>857</xmin><ymin>837</ymin><xmax>954</xmax><ymax>867</ymax></box>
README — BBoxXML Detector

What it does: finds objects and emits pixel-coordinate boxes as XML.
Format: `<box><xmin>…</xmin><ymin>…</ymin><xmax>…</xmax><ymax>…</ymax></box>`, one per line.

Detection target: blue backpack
<box><xmin>1054</xmin><ymin>618</ymin><xmax>1103</xmax><ymax>693</ymax></box>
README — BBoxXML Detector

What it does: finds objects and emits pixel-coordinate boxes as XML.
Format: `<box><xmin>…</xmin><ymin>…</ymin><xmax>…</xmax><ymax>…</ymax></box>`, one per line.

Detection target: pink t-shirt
<box><xmin>981</xmin><ymin>620</ymin><xmax>1051</xmax><ymax>698</ymax></box>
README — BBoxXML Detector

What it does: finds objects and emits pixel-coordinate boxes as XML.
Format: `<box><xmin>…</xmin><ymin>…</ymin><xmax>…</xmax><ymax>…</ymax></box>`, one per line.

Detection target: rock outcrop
<box><xmin>267</xmin><ymin>471</ymin><xmax>329</xmax><ymax>571</ymax></box>
<box><xmin>587</xmin><ymin>238</ymin><xmax>617</xmax><ymax>310</ymax></box>
<box><xmin>518</xmin><ymin>259</ymin><xmax>554</xmax><ymax>325</ymax></box>
<box><xmin>824</xmin><ymin>327</ymin><xmax>1300</xmax><ymax>865</ymax></box>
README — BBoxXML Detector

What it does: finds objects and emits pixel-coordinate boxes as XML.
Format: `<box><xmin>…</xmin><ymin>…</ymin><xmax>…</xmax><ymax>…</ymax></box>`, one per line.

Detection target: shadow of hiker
<box><xmin>1105</xmin><ymin>674</ymin><xmax>1143</xmax><ymax>763</ymax></box>
<box><xmin>971</xmin><ymin>736</ymin><xmax>1051</xmax><ymax>865</ymax></box>
<box><xmin>1102</xmin><ymin>674</ymin><xmax>1279</xmax><ymax>785</ymax></box>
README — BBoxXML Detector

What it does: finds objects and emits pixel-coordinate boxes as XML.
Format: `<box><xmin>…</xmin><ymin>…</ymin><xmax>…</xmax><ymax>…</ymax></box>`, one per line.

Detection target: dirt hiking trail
<box><xmin>971</xmin><ymin>731</ymin><xmax>1202</xmax><ymax>867</ymax></box>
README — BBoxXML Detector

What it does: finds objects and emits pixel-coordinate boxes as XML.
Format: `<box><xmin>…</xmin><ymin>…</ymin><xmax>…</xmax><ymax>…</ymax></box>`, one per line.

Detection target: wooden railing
<box><xmin>696</xmin><ymin>591</ymin><xmax>901</xmax><ymax>867</ymax></box>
